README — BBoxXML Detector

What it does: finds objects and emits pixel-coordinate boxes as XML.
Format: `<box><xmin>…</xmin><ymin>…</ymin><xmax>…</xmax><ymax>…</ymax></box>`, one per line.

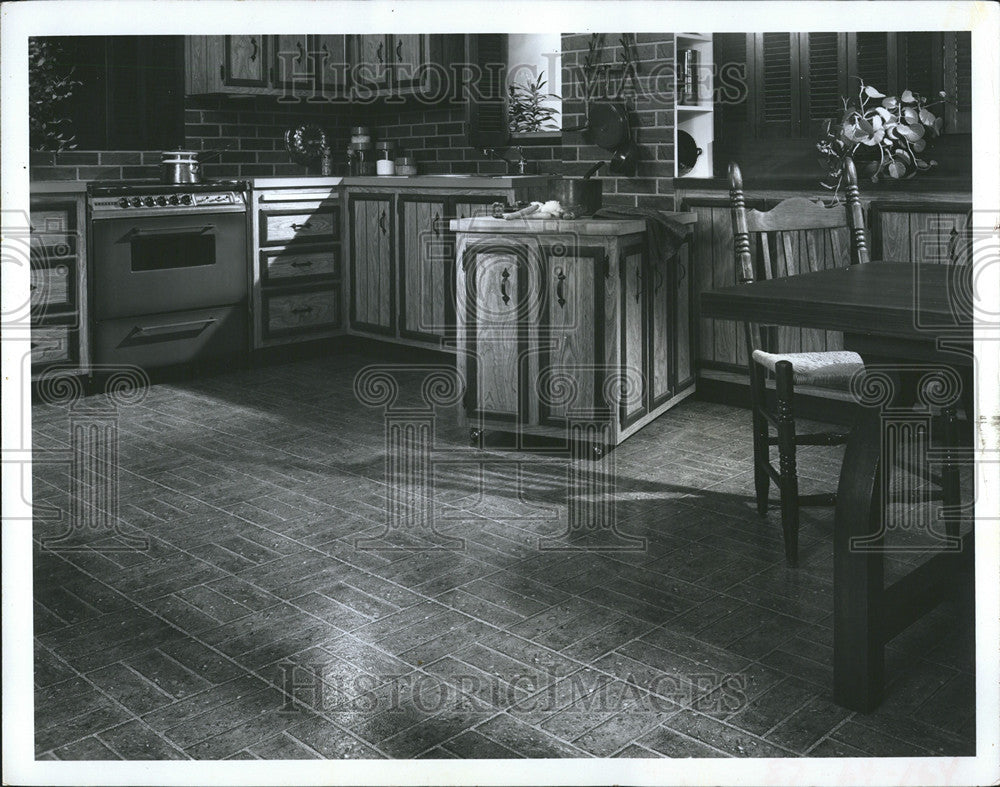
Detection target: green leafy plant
<box><xmin>507</xmin><ymin>72</ymin><xmax>560</xmax><ymax>134</ymax></box>
<box><xmin>29</xmin><ymin>39</ymin><xmax>80</xmax><ymax>152</ymax></box>
<box><xmin>817</xmin><ymin>78</ymin><xmax>947</xmax><ymax>196</ymax></box>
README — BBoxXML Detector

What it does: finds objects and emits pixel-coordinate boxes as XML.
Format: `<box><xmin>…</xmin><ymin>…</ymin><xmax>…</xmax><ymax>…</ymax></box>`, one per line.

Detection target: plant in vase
<box><xmin>29</xmin><ymin>39</ymin><xmax>81</xmax><ymax>152</ymax></box>
<box><xmin>817</xmin><ymin>78</ymin><xmax>948</xmax><ymax>198</ymax></box>
<box><xmin>507</xmin><ymin>72</ymin><xmax>560</xmax><ymax>134</ymax></box>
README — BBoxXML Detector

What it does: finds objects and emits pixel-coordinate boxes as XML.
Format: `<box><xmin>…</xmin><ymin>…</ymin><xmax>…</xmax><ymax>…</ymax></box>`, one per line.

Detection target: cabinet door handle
<box><xmin>433</xmin><ymin>212</ymin><xmax>441</xmax><ymax>236</ymax></box>
<box><xmin>291</xmin><ymin>222</ymin><xmax>313</xmax><ymax>230</ymax></box>
<box><xmin>219</xmin><ymin>63</ymin><xmax>226</xmax><ymax>80</ymax></box>
<box><xmin>290</xmin><ymin>260</ymin><xmax>314</xmax><ymax>268</ymax></box>
<box><xmin>500</xmin><ymin>267</ymin><xmax>511</xmax><ymax>305</ymax></box>
<box><xmin>376</xmin><ymin>40</ymin><xmax>384</xmax><ymax>64</ymax></box>
<box><xmin>296</xmin><ymin>40</ymin><xmax>305</xmax><ymax>63</ymax></box>
<box><xmin>291</xmin><ymin>305</ymin><xmax>314</xmax><ymax>315</ymax></box>
<box><xmin>379</xmin><ymin>210</ymin><xmax>387</xmax><ymax>235</ymax></box>
<box><xmin>250</xmin><ymin>38</ymin><xmax>258</xmax><ymax>62</ymax></box>
<box><xmin>396</xmin><ymin>40</ymin><xmax>403</xmax><ymax>61</ymax></box>
<box><xmin>555</xmin><ymin>267</ymin><xmax>567</xmax><ymax>308</ymax></box>
<box><xmin>635</xmin><ymin>266</ymin><xmax>642</xmax><ymax>302</ymax></box>
<box><xmin>677</xmin><ymin>261</ymin><xmax>687</xmax><ymax>284</ymax></box>
<box><xmin>654</xmin><ymin>266</ymin><xmax>664</xmax><ymax>293</ymax></box>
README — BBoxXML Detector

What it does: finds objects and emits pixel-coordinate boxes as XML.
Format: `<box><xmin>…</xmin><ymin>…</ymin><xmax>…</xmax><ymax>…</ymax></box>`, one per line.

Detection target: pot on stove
<box><xmin>161</xmin><ymin>150</ymin><xmax>202</xmax><ymax>184</ymax></box>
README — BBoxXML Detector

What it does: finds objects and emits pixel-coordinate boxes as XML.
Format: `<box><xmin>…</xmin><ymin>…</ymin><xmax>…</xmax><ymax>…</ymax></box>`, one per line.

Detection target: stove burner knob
<box><xmin>117</xmin><ymin>197</ymin><xmax>129</xmax><ymax>208</ymax></box>
<box><xmin>168</xmin><ymin>194</ymin><xmax>179</xmax><ymax>205</ymax></box>
<box><xmin>155</xmin><ymin>195</ymin><xmax>167</xmax><ymax>206</ymax></box>
<box><xmin>179</xmin><ymin>194</ymin><xmax>192</xmax><ymax>205</ymax></box>
<box><xmin>143</xmin><ymin>196</ymin><xmax>155</xmax><ymax>207</ymax></box>
<box><xmin>130</xmin><ymin>197</ymin><xmax>143</xmax><ymax>207</ymax></box>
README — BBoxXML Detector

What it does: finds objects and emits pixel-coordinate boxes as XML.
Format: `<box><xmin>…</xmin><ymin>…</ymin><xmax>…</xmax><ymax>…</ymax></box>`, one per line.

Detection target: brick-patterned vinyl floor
<box><xmin>31</xmin><ymin>348</ymin><xmax>975</xmax><ymax>760</ymax></box>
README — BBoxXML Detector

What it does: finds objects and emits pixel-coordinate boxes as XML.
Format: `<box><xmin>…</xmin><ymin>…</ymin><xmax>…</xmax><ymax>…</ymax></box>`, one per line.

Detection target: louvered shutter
<box><xmin>755</xmin><ymin>32</ymin><xmax>798</xmax><ymax>137</ymax></box>
<box><xmin>714</xmin><ymin>34</ymin><xmax>750</xmax><ymax>134</ymax></box>
<box><xmin>801</xmin><ymin>33</ymin><xmax>846</xmax><ymax>134</ymax></box>
<box><xmin>465</xmin><ymin>34</ymin><xmax>509</xmax><ymax>149</ymax></box>
<box><xmin>853</xmin><ymin>33</ymin><xmax>892</xmax><ymax>94</ymax></box>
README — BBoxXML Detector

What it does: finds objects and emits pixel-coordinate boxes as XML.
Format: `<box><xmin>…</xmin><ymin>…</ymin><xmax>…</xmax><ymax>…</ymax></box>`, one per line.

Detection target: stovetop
<box><xmin>88</xmin><ymin>179</ymin><xmax>250</xmax><ymax>197</ymax></box>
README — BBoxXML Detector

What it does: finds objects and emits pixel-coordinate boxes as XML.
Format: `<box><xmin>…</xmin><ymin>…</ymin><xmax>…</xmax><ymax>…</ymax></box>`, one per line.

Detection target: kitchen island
<box><xmin>452</xmin><ymin>213</ymin><xmax>696</xmax><ymax>453</ymax></box>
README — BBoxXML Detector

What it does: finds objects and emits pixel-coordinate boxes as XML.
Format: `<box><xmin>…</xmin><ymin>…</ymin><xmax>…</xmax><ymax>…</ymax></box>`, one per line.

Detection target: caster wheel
<box><xmin>469</xmin><ymin>428</ymin><xmax>483</xmax><ymax>447</ymax></box>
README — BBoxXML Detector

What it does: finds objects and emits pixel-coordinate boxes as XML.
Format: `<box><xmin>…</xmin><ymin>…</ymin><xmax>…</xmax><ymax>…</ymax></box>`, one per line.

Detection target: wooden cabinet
<box><xmin>398</xmin><ymin>195</ymin><xmax>448</xmax><ymax>343</ymax></box>
<box><xmin>454</xmin><ymin>216</ymin><xmax>697</xmax><ymax>451</ymax></box>
<box><xmin>29</xmin><ymin>194</ymin><xmax>88</xmax><ymax>378</ymax></box>
<box><xmin>271</xmin><ymin>34</ymin><xmax>313</xmax><ymax>94</ymax></box>
<box><xmin>313</xmin><ymin>34</ymin><xmax>349</xmax><ymax>95</ymax></box>
<box><xmin>224</xmin><ymin>35</ymin><xmax>269</xmax><ymax>87</ymax></box>
<box><xmin>251</xmin><ymin>186</ymin><xmax>343</xmax><ymax>348</ymax></box>
<box><xmin>348</xmin><ymin>193</ymin><xmax>395</xmax><ymax>335</ymax></box>
<box><xmin>349</xmin><ymin>34</ymin><xmax>437</xmax><ymax>97</ymax></box>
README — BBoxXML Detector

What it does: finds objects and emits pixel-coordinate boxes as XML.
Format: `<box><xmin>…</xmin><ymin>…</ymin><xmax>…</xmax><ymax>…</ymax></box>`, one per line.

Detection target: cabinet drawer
<box><xmin>261</xmin><ymin>247</ymin><xmax>339</xmax><ymax>282</ymax></box>
<box><xmin>30</xmin><ymin>206</ymin><xmax>76</xmax><ymax>254</ymax></box>
<box><xmin>263</xmin><ymin>288</ymin><xmax>341</xmax><ymax>336</ymax></box>
<box><xmin>31</xmin><ymin>325</ymin><xmax>73</xmax><ymax>367</ymax></box>
<box><xmin>30</xmin><ymin>262</ymin><xmax>73</xmax><ymax>311</ymax></box>
<box><xmin>260</xmin><ymin>208</ymin><xmax>339</xmax><ymax>245</ymax></box>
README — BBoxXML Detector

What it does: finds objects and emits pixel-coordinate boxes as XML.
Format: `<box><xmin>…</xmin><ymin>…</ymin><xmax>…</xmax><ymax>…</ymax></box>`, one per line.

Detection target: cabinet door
<box><xmin>619</xmin><ymin>242</ymin><xmax>648</xmax><ymax>427</ymax></box>
<box><xmin>272</xmin><ymin>34</ymin><xmax>312</xmax><ymax>93</ymax></box>
<box><xmin>352</xmin><ymin>34</ymin><xmax>391</xmax><ymax>94</ymax></box>
<box><xmin>462</xmin><ymin>239</ymin><xmax>534</xmax><ymax>422</ymax></box>
<box><xmin>648</xmin><ymin>251</ymin><xmax>673</xmax><ymax>408</ymax></box>
<box><xmin>313</xmin><ymin>35</ymin><xmax>349</xmax><ymax>94</ymax></box>
<box><xmin>539</xmin><ymin>242</ymin><xmax>603</xmax><ymax>425</ymax></box>
<box><xmin>224</xmin><ymin>35</ymin><xmax>268</xmax><ymax>87</ymax></box>
<box><xmin>391</xmin><ymin>35</ymin><xmax>429</xmax><ymax>92</ymax></box>
<box><xmin>399</xmin><ymin>196</ymin><xmax>449</xmax><ymax>343</ymax></box>
<box><xmin>674</xmin><ymin>244</ymin><xmax>694</xmax><ymax>391</ymax></box>
<box><xmin>349</xmin><ymin>195</ymin><xmax>394</xmax><ymax>335</ymax></box>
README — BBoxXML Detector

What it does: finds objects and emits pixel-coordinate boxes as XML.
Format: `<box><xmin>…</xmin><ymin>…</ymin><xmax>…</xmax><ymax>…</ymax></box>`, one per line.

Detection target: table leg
<box><xmin>833</xmin><ymin>406</ymin><xmax>886</xmax><ymax>712</ymax></box>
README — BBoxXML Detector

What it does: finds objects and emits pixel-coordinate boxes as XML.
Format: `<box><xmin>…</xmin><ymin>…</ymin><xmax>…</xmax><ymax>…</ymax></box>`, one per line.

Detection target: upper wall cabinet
<box><xmin>714</xmin><ymin>31</ymin><xmax>971</xmax><ymax>142</ymax></box>
<box><xmin>187</xmin><ymin>35</ymin><xmax>444</xmax><ymax>100</ymax></box>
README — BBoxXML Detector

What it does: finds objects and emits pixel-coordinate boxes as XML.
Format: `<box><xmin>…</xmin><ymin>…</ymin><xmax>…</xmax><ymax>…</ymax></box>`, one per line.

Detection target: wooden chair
<box><xmin>728</xmin><ymin>158</ymin><xmax>869</xmax><ymax>565</ymax></box>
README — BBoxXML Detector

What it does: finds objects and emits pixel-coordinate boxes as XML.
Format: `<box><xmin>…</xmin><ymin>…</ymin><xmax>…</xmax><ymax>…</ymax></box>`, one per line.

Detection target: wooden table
<box><xmin>702</xmin><ymin>262</ymin><xmax>973</xmax><ymax>711</ymax></box>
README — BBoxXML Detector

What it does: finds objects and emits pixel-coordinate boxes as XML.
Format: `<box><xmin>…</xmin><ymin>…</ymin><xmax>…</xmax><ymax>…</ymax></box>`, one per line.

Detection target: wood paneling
<box><xmin>620</xmin><ymin>245</ymin><xmax>647</xmax><ymax>425</ymax></box>
<box><xmin>349</xmin><ymin>194</ymin><xmax>394</xmax><ymax>335</ymax></box>
<box><xmin>264</xmin><ymin>288</ymin><xmax>340</xmax><ymax>336</ymax></box>
<box><xmin>262</xmin><ymin>248</ymin><xmax>338</xmax><ymax>282</ymax></box>
<box><xmin>261</xmin><ymin>208</ymin><xmax>337</xmax><ymax>246</ymax></box>
<box><xmin>649</xmin><ymin>247</ymin><xmax>672</xmax><ymax>406</ymax></box>
<box><xmin>225</xmin><ymin>35</ymin><xmax>268</xmax><ymax>87</ymax></box>
<box><xmin>399</xmin><ymin>196</ymin><xmax>448</xmax><ymax>342</ymax></box>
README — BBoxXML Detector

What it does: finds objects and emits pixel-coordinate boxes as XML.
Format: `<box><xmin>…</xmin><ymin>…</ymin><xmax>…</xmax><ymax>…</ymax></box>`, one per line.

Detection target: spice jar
<box><xmin>350</xmin><ymin>142</ymin><xmax>374</xmax><ymax>176</ymax></box>
<box><xmin>375</xmin><ymin>141</ymin><xmax>396</xmax><ymax>175</ymax></box>
<box><xmin>350</xmin><ymin>126</ymin><xmax>371</xmax><ymax>145</ymax></box>
<box><xmin>395</xmin><ymin>155</ymin><xmax>417</xmax><ymax>176</ymax></box>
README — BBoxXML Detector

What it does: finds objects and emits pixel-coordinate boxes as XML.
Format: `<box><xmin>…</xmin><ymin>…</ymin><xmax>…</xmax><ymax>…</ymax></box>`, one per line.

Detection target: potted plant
<box><xmin>507</xmin><ymin>72</ymin><xmax>560</xmax><ymax>134</ymax></box>
<box><xmin>29</xmin><ymin>39</ymin><xmax>80</xmax><ymax>152</ymax></box>
<box><xmin>817</xmin><ymin>78</ymin><xmax>948</xmax><ymax>197</ymax></box>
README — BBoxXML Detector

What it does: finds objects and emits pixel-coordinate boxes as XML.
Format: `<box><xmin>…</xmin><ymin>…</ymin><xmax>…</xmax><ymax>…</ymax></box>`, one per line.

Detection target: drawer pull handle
<box><xmin>290</xmin><ymin>260</ymin><xmax>314</xmax><ymax>268</ymax></box>
<box><xmin>555</xmin><ymin>267</ymin><xmax>567</xmax><ymax>308</ymax></box>
<box><xmin>30</xmin><ymin>284</ymin><xmax>37</xmax><ymax>291</ymax></box>
<box><xmin>379</xmin><ymin>210</ymin><xmax>387</xmax><ymax>235</ymax></box>
<box><xmin>291</xmin><ymin>305</ymin><xmax>314</xmax><ymax>315</ymax></box>
<box><xmin>291</xmin><ymin>222</ymin><xmax>313</xmax><ymax>230</ymax></box>
<box><xmin>376</xmin><ymin>41</ymin><xmax>384</xmax><ymax>64</ymax></box>
<box><xmin>500</xmin><ymin>267</ymin><xmax>510</xmax><ymax>305</ymax></box>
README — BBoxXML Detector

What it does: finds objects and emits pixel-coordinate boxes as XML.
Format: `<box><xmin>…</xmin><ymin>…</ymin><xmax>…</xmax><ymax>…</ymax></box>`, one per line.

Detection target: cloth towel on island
<box><xmin>592</xmin><ymin>206</ymin><xmax>691</xmax><ymax>262</ymax></box>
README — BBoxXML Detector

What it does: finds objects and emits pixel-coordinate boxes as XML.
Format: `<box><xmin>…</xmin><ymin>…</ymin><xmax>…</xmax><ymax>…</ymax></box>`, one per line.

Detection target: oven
<box><xmin>88</xmin><ymin>181</ymin><xmax>249</xmax><ymax>370</ymax></box>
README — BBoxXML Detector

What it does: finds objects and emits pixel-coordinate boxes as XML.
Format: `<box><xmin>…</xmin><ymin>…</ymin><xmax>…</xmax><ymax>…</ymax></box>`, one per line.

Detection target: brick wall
<box><xmin>560</xmin><ymin>33</ymin><xmax>676</xmax><ymax>209</ymax></box>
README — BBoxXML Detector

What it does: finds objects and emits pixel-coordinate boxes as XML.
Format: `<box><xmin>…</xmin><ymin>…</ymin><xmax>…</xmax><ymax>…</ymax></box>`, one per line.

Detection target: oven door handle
<box><xmin>118</xmin><ymin>225</ymin><xmax>216</xmax><ymax>243</ymax></box>
<box><xmin>123</xmin><ymin>318</ymin><xmax>216</xmax><ymax>344</ymax></box>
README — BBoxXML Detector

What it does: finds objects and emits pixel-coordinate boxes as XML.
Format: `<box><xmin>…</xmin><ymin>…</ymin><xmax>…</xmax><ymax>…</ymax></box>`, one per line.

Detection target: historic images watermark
<box><xmin>275</xmin><ymin>661</ymin><xmax>749</xmax><ymax>717</ymax></box>
<box><xmin>1</xmin><ymin>209</ymin><xmax>151</xmax><ymax>553</ymax></box>
<box><xmin>353</xmin><ymin>226</ymin><xmax>648</xmax><ymax>553</ymax></box>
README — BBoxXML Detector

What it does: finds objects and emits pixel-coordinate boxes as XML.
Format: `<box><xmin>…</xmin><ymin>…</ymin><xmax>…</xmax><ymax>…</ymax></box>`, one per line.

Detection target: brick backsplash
<box><xmin>31</xmin><ymin>34</ymin><xmax>678</xmax><ymax>202</ymax></box>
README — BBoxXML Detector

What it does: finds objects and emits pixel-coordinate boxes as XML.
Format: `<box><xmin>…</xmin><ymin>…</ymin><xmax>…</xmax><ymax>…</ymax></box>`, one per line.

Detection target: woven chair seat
<box><xmin>751</xmin><ymin>349</ymin><xmax>864</xmax><ymax>389</ymax></box>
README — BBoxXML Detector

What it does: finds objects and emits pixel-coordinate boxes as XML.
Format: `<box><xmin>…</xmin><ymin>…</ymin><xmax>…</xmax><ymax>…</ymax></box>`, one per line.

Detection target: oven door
<box><xmin>91</xmin><ymin>210</ymin><xmax>247</xmax><ymax>319</ymax></box>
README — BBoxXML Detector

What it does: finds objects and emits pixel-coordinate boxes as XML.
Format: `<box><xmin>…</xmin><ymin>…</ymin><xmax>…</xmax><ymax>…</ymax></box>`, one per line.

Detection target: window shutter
<box><xmin>802</xmin><ymin>32</ymin><xmax>845</xmax><ymax>131</ymax></box>
<box><xmin>900</xmin><ymin>32</ymin><xmax>937</xmax><ymax>100</ymax></box>
<box><xmin>465</xmin><ymin>34</ymin><xmax>509</xmax><ymax>149</ymax></box>
<box><xmin>756</xmin><ymin>32</ymin><xmax>798</xmax><ymax>136</ymax></box>
<box><xmin>714</xmin><ymin>34</ymin><xmax>750</xmax><ymax>129</ymax></box>
<box><xmin>854</xmin><ymin>32</ymin><xmax>892</xmax><ymax>94</ymax></box>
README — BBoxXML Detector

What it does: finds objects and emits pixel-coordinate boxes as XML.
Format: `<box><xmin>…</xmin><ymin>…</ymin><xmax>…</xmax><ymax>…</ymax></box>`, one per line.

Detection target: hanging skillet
<box><xmin>564</xmin><ymin>102</ymin><xmax>628</xmax><ymax>151</ymax></box>
<box><xmin>677</xmin><ymin>130</ymin><xmax>703</xmax><ymax>176</ymax></box>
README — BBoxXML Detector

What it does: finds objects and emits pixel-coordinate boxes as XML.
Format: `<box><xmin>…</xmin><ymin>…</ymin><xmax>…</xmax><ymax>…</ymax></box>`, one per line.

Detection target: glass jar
<box><xmin>376</xmin><ymin>141</ymin><xmax>396</xmax><ymax>175</ymax></box>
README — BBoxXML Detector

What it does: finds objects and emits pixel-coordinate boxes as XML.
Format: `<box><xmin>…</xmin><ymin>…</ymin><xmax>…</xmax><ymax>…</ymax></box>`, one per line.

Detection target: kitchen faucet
<box><xmin>481</xmin><ymin>146</ymin><xmax>527</xmax><ymax>175</ymax></box>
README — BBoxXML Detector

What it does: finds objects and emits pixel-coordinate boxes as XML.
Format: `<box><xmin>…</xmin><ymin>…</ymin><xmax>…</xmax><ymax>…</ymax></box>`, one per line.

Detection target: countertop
<box><xmin>29</xmin><ymin>181</ymin><xmax>88</xmax><ymax>194</ymax></box>
<box><xmin>337</xmin><ymin>175</ymin><xmax>553</xmax><ymax>189</ymax></box>
<box><xmin>451</xmin><ymin>213</ymin><xmax>697</xmax><ymax>236</ymax></box>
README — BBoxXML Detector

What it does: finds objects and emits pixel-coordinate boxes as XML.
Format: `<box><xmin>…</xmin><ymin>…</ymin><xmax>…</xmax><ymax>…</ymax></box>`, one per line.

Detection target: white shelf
<box><xmin>674</xmin><ymin>34</ymin><xmax>714</xmax><ymax>179</ymax></box>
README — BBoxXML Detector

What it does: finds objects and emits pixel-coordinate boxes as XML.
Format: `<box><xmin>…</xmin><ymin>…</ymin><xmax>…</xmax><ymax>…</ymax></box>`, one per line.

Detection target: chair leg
<box><xmin>775</xmin><ymin>360</ymin><xmax>800</xmax><ymax>566</ymax></box>
<box><xmin>750</xmin><ymin>364</ymin><xmax>770</xmax><ymax>515</ymax></box>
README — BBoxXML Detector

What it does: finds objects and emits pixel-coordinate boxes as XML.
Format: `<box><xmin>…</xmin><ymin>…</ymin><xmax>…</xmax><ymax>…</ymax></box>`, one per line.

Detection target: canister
<box><xmin>376</xmin><ymin>141</ymin><xmax>396</xmax><ymax>175</ymax></box>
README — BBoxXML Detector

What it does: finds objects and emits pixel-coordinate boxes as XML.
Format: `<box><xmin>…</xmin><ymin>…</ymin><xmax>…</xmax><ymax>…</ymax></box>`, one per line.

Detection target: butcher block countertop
<box><xmin>450</xmin><ymin>213</ymin><xmax>697</xmax><ymax>236</ymax></box>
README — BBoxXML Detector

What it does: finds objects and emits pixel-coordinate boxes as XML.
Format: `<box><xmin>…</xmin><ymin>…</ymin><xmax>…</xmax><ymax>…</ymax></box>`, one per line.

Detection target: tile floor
<box><xmin>31</xmin><ymin>347</ymin><xmax>975</xmax><ymax>760</ymax></box>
